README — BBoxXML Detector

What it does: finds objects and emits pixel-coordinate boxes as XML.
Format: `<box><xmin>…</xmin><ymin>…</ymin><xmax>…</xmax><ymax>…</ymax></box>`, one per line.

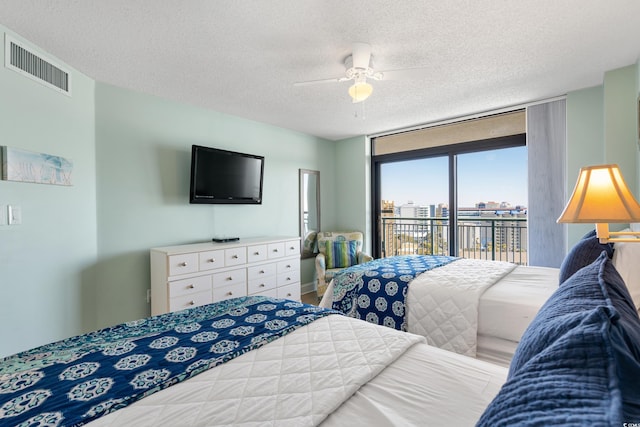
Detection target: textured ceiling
<box><xmin>1</xmin><ymin>0</ymin><xmax>639</xmax><ymax>140</ymax></box>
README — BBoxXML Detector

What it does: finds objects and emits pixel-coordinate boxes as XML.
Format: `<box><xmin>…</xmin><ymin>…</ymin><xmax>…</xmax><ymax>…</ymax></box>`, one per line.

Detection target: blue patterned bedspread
<box><xmin>332</xmin><ymin>255</ymin><xmax>458</xmax><ymax>331</ymax></box>
<box><xmin>0</xmin><ymin>296</ymin><xmax>339</xmax><ymax>426</ymax></box>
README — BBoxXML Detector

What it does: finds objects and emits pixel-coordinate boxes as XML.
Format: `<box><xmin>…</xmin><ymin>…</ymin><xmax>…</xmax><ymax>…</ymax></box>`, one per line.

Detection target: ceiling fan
<box><xmin>294</xmin><ymin>42</ymin><xmax>422</xmax><ymax>103</ymax></box>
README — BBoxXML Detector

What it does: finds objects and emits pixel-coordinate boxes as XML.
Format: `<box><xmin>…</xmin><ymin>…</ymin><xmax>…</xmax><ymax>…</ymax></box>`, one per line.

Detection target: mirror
<box><xmin>299</xmin><ymin>169</ymin><xmax>321</xmax><ymax>259</ymax></box>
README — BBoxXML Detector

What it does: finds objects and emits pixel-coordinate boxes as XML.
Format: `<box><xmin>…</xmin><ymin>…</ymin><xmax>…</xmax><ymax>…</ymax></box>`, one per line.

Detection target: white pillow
<box><xmin>612</xmin><ymin>240</ymin><xmax>640</xmax><ymax>313</ymax></box>
<box><xmin>630</xmin><ymin>223</ymin><xmax>640</xmax><ymax>232</ymax></box>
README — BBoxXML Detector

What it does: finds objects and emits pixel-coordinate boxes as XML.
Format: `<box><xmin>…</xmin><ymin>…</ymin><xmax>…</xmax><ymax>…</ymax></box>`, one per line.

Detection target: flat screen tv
<box><xmin>189</xmin><ymin>145</ymin><xmax>264</xmax><ymax>204</ymax></box>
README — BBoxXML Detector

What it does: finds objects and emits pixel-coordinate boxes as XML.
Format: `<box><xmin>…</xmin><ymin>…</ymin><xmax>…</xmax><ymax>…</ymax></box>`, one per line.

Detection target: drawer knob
<box><xmin>179</xmin><ymin>262</ymin><xmax>188</xmax><ymax>267</ymax></box>
<box><xmin>286</xmin><ymin>264</ymin><xmax>291</xmax><ymax>268</ymax></box>
<box><xmin>227</xmin><ymin>291</ymin><xmax>233</xmax><ymax>296</ymax></box>
<box><xmin>254</xmin><ymin>251</ymin><xmax>260</xmax><ymax>255</ymax></box>
<box><xmin>273</xmin><ymin>249</ymin><xmax>278</xmax><ymax>252</ymax></box>
<box><xmin>188</xmin><ymin>284</ymin><xmax>195</xmax><ymax>289</ymax></box>
<box><xmin>286</xmin><ymin>277</ymin><xmax>291</xmax><ymax>281</ymax></box>
<box><xmin>289</xmin><ymin>246</ymin><xmax>295</xmax><ymax>250</ymax></box>
<box><xmin>232</xmin><ymin>255</ymin><xmax>238</xmax><ymax>259</ymax></box>
<box><xmin>207</xmin><ymin>258</ymin><xmax>215</xmax><ymax>263</ymax></box>
<box><xmin>188</xmin><ymin>300</ymin><xmax>195</xmax><ymax>306</ymax></box>
<box><xmin>286</xmin><ymin>293</ymin><xmax>292</xmax><ymax>297</ymax></box>
<box><xmin>259</xmin><ymin>284</ymin><xmax>265</xmax><ymax>288</ymax></box>
<box><xmin>259</xmin><ymin>270</ymin><xmax>265</xmax><ymax>274</ymax></box>
<box><xmin>226</xmin><ymin>276</ymin><xmax>233</xmax><ymax>281</ymax></box>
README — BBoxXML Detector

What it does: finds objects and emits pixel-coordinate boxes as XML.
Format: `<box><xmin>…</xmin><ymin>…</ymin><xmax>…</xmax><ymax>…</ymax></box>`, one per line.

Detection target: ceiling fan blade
<box><xmin>378</xmin><ymin>67</ymin><xmax>431</xmax><ymax>80</ymax></box>
<box><xmin>352</xmin><ymin>42</ymin><xmax>372</xmax><ymax>69</ymax></box>
<box><xmin>293</xmin><ymin>76</ymin><xmax>346</xmax><ymax>86</ymax></box>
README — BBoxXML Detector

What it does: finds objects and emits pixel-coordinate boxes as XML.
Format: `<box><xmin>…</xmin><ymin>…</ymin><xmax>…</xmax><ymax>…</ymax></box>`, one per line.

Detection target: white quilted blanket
<box><xmin>406</xmin><ymin>258</ymin><xmax>516</xmax><ymax>357</ymax></box>
<box><xmin>88</xmin><ymin>314</ymin><xmax>424</xmax><ymax>427</ymax></box>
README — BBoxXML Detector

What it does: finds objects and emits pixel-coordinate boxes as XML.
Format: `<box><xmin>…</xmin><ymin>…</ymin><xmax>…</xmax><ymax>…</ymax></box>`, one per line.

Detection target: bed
<box><xmin>319</xmin><ymin>255</ymin><xmax>559</xmax><ymax>366</ymax></box>
<box><xmin>2</xmin><ymin>241</ymin><xmax>639</xmax><ymax>426</ymax></box>
<box><xmin>0</xmin><ymin>296</ymin><xmax>506</xmax><ymax>426</ymax></box>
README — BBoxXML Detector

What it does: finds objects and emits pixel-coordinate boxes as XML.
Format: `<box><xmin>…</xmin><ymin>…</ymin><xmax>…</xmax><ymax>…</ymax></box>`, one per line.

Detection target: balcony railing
<box><xmin>380</xmin><ymin>216</ymin><xmax>528</xmax><ymax>265</ymax></box>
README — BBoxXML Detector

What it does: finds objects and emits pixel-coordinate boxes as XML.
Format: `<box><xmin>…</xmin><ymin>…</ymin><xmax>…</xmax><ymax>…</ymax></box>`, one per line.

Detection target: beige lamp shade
<box><xmin>558</xmin><ymin>164</ymin><xmax>640</xmax><ymax>223</ymax></box>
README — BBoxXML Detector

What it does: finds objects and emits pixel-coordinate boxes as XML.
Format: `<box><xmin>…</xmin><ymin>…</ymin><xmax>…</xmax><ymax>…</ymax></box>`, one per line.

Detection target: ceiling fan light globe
<box><xmin>349</xmin><ymin>81</ymin><xmax>373</xmax><ymax>103</ymax></box>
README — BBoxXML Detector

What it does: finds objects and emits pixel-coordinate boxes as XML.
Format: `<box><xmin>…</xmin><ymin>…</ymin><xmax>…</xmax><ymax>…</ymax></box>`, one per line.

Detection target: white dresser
<box><xmin>150</xmin><ymin>236</ymin><xmax>301</xmax><ymax>315</ymax></box>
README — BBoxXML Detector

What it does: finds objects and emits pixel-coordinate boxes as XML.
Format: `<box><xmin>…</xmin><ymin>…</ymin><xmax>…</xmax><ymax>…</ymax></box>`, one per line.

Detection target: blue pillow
<box><xmin>558</xmin><ymin>229</ymin><xmax>614</xmax><ymax>283</ymax></box>
<box><xmin>478</xmin><ymin>253</ymin><xmax>640</xmax><ymax>426</ymax></box>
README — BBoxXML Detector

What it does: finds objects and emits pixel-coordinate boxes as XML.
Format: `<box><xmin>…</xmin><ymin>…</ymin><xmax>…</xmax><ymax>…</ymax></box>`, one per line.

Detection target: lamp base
<box><xmin>595</xmin><ymin>223</ymin><xmax>640</xmax><ymax>243</ymax></box>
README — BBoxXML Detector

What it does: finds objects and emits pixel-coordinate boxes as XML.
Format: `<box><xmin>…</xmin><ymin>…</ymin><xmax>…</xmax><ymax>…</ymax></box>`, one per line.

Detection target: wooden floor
<box><xmin>301</xmin><ymin>291</ymin><xmax>318</xmax><ymax>305</ymax></box>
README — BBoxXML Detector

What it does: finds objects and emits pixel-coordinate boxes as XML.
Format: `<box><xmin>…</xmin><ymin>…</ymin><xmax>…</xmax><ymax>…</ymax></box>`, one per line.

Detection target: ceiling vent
<box><xmin>4</xmin><ymin>34</ymin><xmax>71</xmax><ymax>96</ymax></box>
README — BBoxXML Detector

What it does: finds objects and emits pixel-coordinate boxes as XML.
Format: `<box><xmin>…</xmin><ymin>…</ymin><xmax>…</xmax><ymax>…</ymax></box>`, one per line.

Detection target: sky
<box><xmin>380</xmin><ymin>146</ymin><xmax>528</xmax><ymax>208</ymax></box>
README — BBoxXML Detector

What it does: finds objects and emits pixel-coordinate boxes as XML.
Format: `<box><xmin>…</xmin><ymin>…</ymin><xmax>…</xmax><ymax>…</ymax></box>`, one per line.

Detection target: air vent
<box><xmin>4</xmin><ymin>34</ymin><xmax>71</xmax><ymax>96</ymax></box>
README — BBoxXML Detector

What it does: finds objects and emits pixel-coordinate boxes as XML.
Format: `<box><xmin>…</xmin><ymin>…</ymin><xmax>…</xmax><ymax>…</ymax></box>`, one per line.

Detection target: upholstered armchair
<box><xmin>315</xmin><ymin>231</ymin><xmax>373</xmax><ymax>298</ymax></box>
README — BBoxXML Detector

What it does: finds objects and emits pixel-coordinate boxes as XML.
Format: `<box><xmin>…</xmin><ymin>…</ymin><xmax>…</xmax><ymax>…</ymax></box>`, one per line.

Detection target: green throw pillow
<box><xmin>325</xmin><ymin>240</ymin><xmax>358</xmax><ymax>268</ymax></box>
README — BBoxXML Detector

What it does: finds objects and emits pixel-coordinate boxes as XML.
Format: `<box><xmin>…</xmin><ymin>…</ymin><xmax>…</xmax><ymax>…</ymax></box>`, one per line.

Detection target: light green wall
<box><xmin>0</xmin><ymin>27</ymin><xmax>97</xmax><ymax>356</ymax></box>
<box><xmin>604</xmin><ymin>65</ymin><xmax>638</xmax><ymax>195</ymax></box>
<box><xmin>333</xmin><ymin>135</ymin><xmax>372</xmax><ymax>253</ymax></box>
<box><xmin>93</xmin><ymin>83</ymin><xmax>335</xmax><ymax>329</ymax></box>
<box><xmin>566</xmin><ymin>86</ymin><xmax>605</xmax><ymax>244</ymax></box>
<box><xmin>0</xmin><ymin>28</ymin><xmax>335</xmax><ymax>357</ymax></box>
<box><xmin>564</xmin><ymin>62</ymin><xmax>639</xmax><ymax>247</ymax></box>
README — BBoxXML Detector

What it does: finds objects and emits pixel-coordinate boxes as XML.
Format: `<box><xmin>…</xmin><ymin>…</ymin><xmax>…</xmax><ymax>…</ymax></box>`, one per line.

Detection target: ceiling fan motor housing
<box><xmin>344</xmin><ymin>55</ymin><xmax>382</xmax><ymax>81</ymax></box>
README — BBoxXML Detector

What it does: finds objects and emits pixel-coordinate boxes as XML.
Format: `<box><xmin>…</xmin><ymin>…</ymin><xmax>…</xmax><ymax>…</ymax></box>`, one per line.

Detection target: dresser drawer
<box><xmin>267</xmin><ymin>242</ymin><xmax>285</xmax><ymax>259</ymax></box>
<box><xmin>213</xmin><ymin>282</ymin><xmax>246</xmax><ymax>301</ymax></box>
<box><xmin>278</xmin><ymin>269</ymin><xmax>300</xmax><ymax>286</ymax></box>
<box><xmin>151</xmin><ymin>237</ymin><xmax>301</xmax><ymax>315</ymax></box>
<box><xmin>285</xmin><ymin>240</ymin><xmax>299</xmax><ymax>257</ymax></box>
<box><xmin>276</xmin><ymin>259</ymin><xmax>298</xmax><ymax>274</ymax></box>
<box><xmin>248</xmin><ymin>275</ymin><xmax>277</xmax><ymax>295</ymax></box>
<box><xmin>247</xmin><ymin>244</ymin><xmax>268</xmax><ymax>263</ymax></box>
<box><xmin>277</xmin><ymin>282</ymin><xmax>300</xmax><ymax>301</ymax></box>
<box><xmin>247</xmin><ymin>263</ymin><xmax>276</xmax><ymax>280</ymax></box>
<box><xmin>169</xmin><ymin>290</ymin><xmax>211</xmax><ymax>312</ymax></box>
<box><xmin>225</xmin><ymin>247</ymin><xmax>247</xmax><ymax>266</ymax></box>
<box><xmin>212</xmin><ymin>268</ymin><xmax>246</xmax><ymax>288</ymax></box>
<box><xmin>169</xmin><ymin>275</ymin><xmax>212</xmax><ymax>297</ymax></box>
<box><xmin>199</xmin><ymin>250</ymin><xmax>225</xmax><ymax>271</ymax></box>
<box><xmin>168</xmin><ymin>253</ymin><xmax>199</xmax><ymax>276</ymax></box>
<box><xmin>252</xmin><ymin>287</ymin><xmax>279</xmax><ymax>298</ymax></box>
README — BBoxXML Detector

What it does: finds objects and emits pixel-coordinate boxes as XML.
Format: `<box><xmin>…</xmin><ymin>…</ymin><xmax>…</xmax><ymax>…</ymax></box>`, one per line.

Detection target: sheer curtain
<box><xmin>526</xmin><ymin>99</ymin><xmax>567</xmax><ymax>267</ymax></box>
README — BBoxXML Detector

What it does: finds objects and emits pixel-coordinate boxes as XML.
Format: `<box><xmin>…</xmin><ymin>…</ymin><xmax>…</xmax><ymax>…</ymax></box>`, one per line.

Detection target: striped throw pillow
<box><xmin>325</xmin><ymin>240</ymin><xmax>358</xmax><ymax>268</ymax></box>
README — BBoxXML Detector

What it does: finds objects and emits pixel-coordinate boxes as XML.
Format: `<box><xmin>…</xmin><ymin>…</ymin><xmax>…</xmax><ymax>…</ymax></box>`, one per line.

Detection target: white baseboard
<box><xmin>301</xmin><ymin>281</ymin><xmax>315</xmax><ymax>295</ymax></box>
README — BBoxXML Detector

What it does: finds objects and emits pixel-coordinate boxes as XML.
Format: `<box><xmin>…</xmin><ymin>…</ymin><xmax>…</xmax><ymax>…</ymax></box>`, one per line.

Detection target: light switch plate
<box><xmin>8</xmin><ymin>205</ymin><xmax>21</xmax><ymax>225</ymax></box>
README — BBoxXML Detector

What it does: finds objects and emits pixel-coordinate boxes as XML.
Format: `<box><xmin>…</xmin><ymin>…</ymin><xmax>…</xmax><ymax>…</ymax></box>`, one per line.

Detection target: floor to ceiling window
<box><xmin>371</xmin><ymin>103</ymin><xmax>568</xmax><ymax>267</ymax></box>
<box><xmin>371</xmin><ymin>111</ymin><xmax>528</xmax><ymax>263</ymax></box>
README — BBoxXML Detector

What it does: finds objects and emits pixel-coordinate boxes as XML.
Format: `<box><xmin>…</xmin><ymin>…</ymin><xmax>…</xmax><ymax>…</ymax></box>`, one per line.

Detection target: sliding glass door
<box><xmin>379</xmin><ymin>156</ymin><xmax>449</xmax><ymax>258</ymax></box>
<box><xmin>456</xmin><ymin>146</ymin><xmax>528</xmax><ymax>264</ymax></box>
<box><xmin>372</xmin><ymin>136</ymin><xmax>527</xmax><ymax>264</ymax></box>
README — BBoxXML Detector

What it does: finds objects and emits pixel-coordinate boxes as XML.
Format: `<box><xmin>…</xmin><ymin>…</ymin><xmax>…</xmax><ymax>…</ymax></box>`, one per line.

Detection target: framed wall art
<box><xmin>1</xmin><ymin>146</ymin><xmax>73</xmax><ymax>186</ymax></box>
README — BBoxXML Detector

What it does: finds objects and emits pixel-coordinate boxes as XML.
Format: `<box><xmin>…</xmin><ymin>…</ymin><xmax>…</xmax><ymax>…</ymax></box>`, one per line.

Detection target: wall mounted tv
<box><xmin>189</xmin><ymin>145</ymin><xmax>264</xmax><ymax>204</ymax></box>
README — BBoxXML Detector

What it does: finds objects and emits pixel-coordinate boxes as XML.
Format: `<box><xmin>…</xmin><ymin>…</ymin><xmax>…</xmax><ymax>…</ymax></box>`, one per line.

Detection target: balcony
<box><xmin>380</xmin><ymin>216</ymin><xmax>528</xmax><ymax>265</ymax></box>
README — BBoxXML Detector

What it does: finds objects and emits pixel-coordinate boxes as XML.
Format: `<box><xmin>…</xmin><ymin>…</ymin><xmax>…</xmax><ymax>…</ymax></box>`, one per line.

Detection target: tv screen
<box><xmin>189</xmin><ymin>145</ymin><xmax>264</xmax><ymax>204</ymax></box>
